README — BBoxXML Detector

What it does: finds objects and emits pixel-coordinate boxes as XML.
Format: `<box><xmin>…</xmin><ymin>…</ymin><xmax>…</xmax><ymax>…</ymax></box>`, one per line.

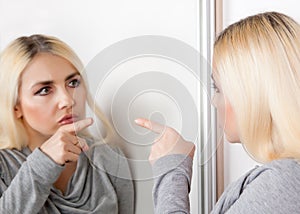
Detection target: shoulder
<box><xmin>230</xmin><ymin>158</ymin><xmax>300</xmax><ymax>196</ymax></box>
<box><xmin>245</xmin><ymin>159</ymin><xmax>300</xmax><ymax>209</ymax></box>
<box><xmin>215</xmin><ymin>159</ymin><xmax>300</xmax><ymax>213</ymax></box>
<box><xmin>0</xmin><ymin>148</ymin><xmax>28</xmax><ymax>183</ymax></box>
<box><xmin>0</xmin><ymin>148</ymin><xmax>27</xmax><ymax>168</ymax></box>
<box><xmin>247</xmin><ymin>158</ymin><xmax>300</xmax><ymax>185</ymax></box>
<box><xmin>238</xmin><ymin>159</ymin><xmax>300</xmax><ymax>210</ymax></box>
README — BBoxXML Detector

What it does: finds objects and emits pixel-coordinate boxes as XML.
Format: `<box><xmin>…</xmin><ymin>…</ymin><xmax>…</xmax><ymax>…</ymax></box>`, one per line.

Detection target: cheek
<box><xmin>224</xmin><ymin>103</ymin><xmax>234</xmax><ymax>128</ymax></box>
<box><xmin>21</xmin><ymin>99</ymin><xmax>55</xmax><ymax>122</ymax></box>
<box><xmin>25</xmin><ymin>107</ymin><xmax>47</xmax><ymax>122</ymax></box>
<box><xmin>212</xmin><ymin>94</ymin><xmax>225</xmax><ymax>128</ymax></box>
<box><xmin>20</xmin><ymin>99</ymin><xmax>58</xmax><ymax>136</ymax></box>
<box><xmin>74</xmin><ymin>85</ymin><xmax>86</xmax><ymax>99</ymax></box>
<box><xmin>224</xmin><ymin>102</ymin><xmax>240</xmax><ymax>142</ymax></box>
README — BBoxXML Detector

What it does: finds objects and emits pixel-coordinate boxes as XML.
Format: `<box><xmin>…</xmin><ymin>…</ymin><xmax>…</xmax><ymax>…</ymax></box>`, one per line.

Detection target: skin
<box><xmin>211</xmin><ymin>73</ymin><xmax>240</xmax><ymax>143</ymax></box>
<box><xmin>14</xmin><ymin>53</ymin><xmax>93</xmax><ymax>193</ymax></box>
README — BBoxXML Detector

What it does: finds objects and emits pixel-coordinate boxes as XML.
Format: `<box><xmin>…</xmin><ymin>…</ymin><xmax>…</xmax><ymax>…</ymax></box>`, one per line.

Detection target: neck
<box><xmin>27</xmin><ymin>133</ymin><xmax>50</xmax><ymax>152</ymax></box>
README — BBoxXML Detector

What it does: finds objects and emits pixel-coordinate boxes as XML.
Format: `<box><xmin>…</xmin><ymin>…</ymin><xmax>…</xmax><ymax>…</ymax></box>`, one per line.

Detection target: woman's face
<box><xmin>211</xmin><ymin>73</ymin><xmax>240</xmax><ymax>143</ymax></box>
<box><xmin>15</xmin><ymin>53</ymin><xmax>87</xmax><ymax>146</ymax></box>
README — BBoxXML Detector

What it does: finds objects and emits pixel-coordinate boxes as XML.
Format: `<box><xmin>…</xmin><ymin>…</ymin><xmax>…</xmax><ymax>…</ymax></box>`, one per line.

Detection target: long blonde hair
<box><xmin>0</xmin><ymin>34</ymin><xmax>114</xmax><ymax>150</ymax></box>
<box><xmin>214</xmin><ymin>12</ymin><xmax>300</xmax><ymax>162</ymax></box>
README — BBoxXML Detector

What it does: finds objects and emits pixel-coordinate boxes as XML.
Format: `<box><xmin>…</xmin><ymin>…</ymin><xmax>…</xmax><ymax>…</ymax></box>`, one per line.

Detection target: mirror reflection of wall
<box><xmin>0</xmin><ymin>1</ymin><xmax>217</xmax><ymax>213</ymax></box>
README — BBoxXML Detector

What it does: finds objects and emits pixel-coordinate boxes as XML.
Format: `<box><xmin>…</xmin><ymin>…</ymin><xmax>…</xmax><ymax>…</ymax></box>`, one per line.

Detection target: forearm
<box><xmin>152</xmin><ymin>154</ymin><xmax>193</xmax><ymax>214</ymax></box>
<box><xmin>0</xmin><ymin>148</ymin><xmax>63</xmax><ymax>213</ymax></box>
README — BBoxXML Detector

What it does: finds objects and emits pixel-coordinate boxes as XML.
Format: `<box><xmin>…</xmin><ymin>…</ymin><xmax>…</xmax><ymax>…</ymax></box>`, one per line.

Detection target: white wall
<box><xmin>222</xmin><ymin>0</ymin><xmax>300</xmax><ymax>187</ymax></box>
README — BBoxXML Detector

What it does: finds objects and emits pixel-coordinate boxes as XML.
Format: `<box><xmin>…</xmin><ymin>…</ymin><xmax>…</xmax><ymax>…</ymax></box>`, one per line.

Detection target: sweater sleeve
<box><xmin>109</xmin><ymin>147</ymin><xmax>135</xmax><ymax>214</ymax></box>
<box><xmin>152</xmin><ymin>154</ymin><xmax>193</xmax><ymax>214</ymax></box>
<box><xmin>0</xmin><ymin>148</ymin><xmax>64</xmax><ymax>214</ymax></box>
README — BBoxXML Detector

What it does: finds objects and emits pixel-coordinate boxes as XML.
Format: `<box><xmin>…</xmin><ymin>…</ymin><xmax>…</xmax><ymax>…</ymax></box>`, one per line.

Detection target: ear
<box><xmin>14</xmin><ymin>104</ymin><xmax>23</xmax><ymax>119</ymax></box>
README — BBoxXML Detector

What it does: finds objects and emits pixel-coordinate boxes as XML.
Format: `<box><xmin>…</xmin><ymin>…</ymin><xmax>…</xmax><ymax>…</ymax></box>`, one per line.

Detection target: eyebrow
<box><xmin>30</xmin><ymin>72</ymin><xmax>79</xmax><ymax>89</ymax></box>
<box><xmin>65</xmin><ymin>72</ymin><xmax>79</xmax><ymax>81</ymax></box>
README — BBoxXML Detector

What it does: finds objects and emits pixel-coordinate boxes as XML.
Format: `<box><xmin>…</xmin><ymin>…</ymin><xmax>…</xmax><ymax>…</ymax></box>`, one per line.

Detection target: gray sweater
<box><xmin>0</xmin><ymin>143</ymin><xmax>134</xmax><ymax>214</ymax></box>
<box><xmin>152</xmin><ymin>154</ymin><xmax>300</xmax><ymax>213</ymax></box>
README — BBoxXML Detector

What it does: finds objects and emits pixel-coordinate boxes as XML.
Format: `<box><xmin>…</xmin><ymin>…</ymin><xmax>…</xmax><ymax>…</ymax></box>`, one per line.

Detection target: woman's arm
<box><xmin>0</xmin><ymin>148</ymin><xmax>64</xmax><ymax>213</ymax></box>
<box><xmin>135</xmin><ymin>118</ymin><xmax>195</xmax><ymax>214</ymax></box>
<box><xmin>152</xmin><ymin>154</ymin><xmax>193</xmax><ymax>214</ymax></box>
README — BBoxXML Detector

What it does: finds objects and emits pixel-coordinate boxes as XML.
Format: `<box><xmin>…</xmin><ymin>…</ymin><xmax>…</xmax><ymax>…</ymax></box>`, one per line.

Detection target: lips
<box><xmin>58</xmin><ymin>114</ymin><xmax>78</xmax><ymax>125</ymax></box>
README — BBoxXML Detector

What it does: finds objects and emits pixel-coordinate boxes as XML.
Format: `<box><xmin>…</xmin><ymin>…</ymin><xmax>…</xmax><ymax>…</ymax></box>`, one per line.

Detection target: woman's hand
<box><xmin>40</xmin><ymin>118</ymin><xmax>93</xmax><ymax>165</ymax></box>
<box><xmin>135</xmin><ymin>118</ymin><xmax>195</xmax><ymax>165</ymax></box>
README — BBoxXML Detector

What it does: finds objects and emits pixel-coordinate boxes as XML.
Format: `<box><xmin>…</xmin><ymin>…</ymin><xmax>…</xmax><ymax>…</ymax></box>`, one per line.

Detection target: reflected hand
<box><xmin>40</xmin><ymin>118</ymin><xmax>93</xmax><ymax>165</ymax></box>
<box><xmin>135</xmin><ymin>118</ymin><xmax>195</xmax><ymax>165</ymax></box>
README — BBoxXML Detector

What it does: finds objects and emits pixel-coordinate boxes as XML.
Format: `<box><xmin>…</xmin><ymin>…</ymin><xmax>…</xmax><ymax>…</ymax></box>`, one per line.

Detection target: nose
<box><xmin>57</xmin><ymin>88</ymin><xmax>75</xmax><ymax>109</ymax></box>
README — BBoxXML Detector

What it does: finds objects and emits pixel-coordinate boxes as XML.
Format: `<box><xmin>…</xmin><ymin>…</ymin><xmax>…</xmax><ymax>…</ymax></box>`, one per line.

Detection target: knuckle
<box><xmin>62</xmin><ymin>153</ymin><xmax>68</xmax><ymax>161</ymax></box>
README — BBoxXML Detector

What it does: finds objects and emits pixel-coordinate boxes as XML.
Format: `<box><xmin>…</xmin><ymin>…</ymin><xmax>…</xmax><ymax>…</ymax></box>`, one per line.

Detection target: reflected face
<box><xmin>211</xmin><ymin>73</ymin><xmax>240</xmax><ymax>143</ymax></box>
<box><xmin>15</xmin><ymin>53</ymin><xmax>86</xmax><ymax>146</ymax></box>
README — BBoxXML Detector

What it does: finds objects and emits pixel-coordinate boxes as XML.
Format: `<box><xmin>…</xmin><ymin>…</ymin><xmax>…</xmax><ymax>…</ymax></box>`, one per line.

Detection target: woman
<box><xmin>136</xmin><ymin>11</ymin><xmax>300</xmax><ymax>213</ymax></box>
<box><xmin>0</xmin><ymin>34</ymin><xmax>134</xmax><ymax>213</ymax></box>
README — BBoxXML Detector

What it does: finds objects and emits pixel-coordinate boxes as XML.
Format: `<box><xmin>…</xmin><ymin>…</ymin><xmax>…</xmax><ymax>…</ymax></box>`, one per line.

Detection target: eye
<box><xmin>34</xmin><ymin>86</ymin><xmax>52</xmax><ymax>96</ymax></box>
<box><xmin>68</xmin><ymin>78</ymin><xmax>80</xmax><ymax>88</ymax></box>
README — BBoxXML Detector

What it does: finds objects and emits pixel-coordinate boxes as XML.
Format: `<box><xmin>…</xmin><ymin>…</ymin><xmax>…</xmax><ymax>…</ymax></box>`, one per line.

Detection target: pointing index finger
<box><xmin>135</xmin><ymin>118</ymin><xmax>165</xmax><ymax>134</ymax></box>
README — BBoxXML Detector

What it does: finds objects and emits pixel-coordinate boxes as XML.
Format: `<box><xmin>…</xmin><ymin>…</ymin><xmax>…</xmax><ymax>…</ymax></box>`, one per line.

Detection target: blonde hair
<box><xmin>0</xmin><ymin>34</ymin><xmax>114</xmax><ymax>150</ymax></box>
<box><xmin>214</xmin><ymin>12</ymin><xmax>300</xmax><ymax>162</ymax></box>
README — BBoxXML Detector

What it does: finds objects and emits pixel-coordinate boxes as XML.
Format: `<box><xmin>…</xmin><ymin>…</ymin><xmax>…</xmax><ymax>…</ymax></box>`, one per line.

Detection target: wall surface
<box><xmin>222</xmin><ymin>0</ymin><xmax>300</xmax><ymax>187</ymax></box>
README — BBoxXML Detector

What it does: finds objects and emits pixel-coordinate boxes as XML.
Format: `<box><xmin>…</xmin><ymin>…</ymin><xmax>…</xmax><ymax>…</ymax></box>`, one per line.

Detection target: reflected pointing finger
<box><xmin>62</xmin><ymin>118</ymin><xmax>93</xmax><ymax>133</ymax></box>
<box><xmin>72</xmin><ymin>118</ymin><xmax>93</xmax><ymax>133</ymax></box>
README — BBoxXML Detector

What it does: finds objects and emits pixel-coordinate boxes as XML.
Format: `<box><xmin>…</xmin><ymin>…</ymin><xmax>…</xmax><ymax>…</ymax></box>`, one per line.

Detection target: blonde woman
<box><xmin>136</xmin><ymin>11</ymin><xmax>300</xmax><ymax>213</ymax></box>
<box><xmin>0</xmin><ymin>34</ymin><xmax>134</xmax><ymax>213</ymax></box>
